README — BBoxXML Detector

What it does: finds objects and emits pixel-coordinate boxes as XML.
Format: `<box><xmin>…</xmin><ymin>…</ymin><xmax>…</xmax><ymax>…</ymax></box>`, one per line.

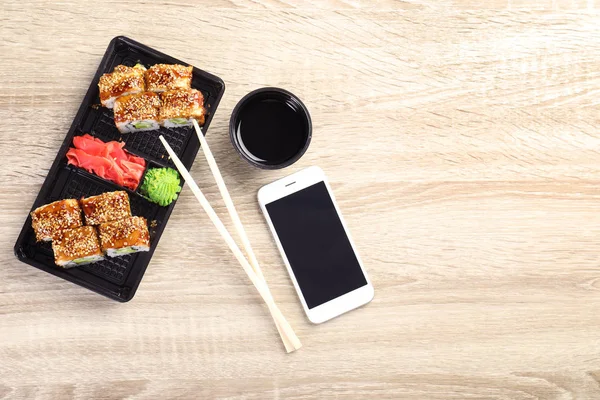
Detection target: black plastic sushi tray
<box><xmin>14</xmin><ymin>36</ymin><xmax>225</xmax><ymax>302</ymax></box>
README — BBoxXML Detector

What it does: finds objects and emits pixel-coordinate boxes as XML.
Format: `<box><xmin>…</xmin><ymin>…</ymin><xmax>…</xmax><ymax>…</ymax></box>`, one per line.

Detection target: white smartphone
<box><xmin>258</xmin><ymin>166</ymin><xmax>374</xmax><ymax>324</ymax></box>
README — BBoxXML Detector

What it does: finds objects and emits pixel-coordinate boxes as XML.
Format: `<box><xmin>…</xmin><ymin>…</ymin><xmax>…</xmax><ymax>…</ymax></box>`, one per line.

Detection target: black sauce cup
<box><xmin>229</xmin><ymin>87</ymin><xmax>312</xmax><ymax>169</ymax></box>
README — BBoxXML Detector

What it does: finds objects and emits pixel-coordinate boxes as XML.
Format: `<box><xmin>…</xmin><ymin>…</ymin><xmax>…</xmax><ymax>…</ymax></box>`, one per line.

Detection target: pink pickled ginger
<box><xmin>66</xmin><ymin>134</ymin><xmax>146</xmax><ymax>190</ymax></box>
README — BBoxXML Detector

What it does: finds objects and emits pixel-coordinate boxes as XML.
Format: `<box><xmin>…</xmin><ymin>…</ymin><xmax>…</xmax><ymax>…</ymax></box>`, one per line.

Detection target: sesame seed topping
<box><xmin>113</xmin><ymin>92</ymin><xmax>161</xmax><ymax>123</ymax></box>
<box><xmin>81</xmin><ymin>191</ymin><xmax>131</xmax><ymax>226</ymax></box>
<box><xmin>98</xmin><ymin>65</ymin><xmax>146</xmax><ymax>103</ymax></box>
<box><xmin>146</xmin><ymin>64</ymin><xmax>192</xmax><ymax>92</ymax></box>
<box><xmin>31</xmin><ymin>199</ymin><xmax>82</xmax><ymax>241</ymax></box>
<box><xmin>98</xmin><ymin>216</ymin><xmax>150</xmax><ymax>251</ymax></box>
<box><xmin>158</xmin><ymin>89</ymin><xmax>205</xmax><ymax>123</ymax></box>
<box><xmin>52</xmin><ymin>226</ymin><xmax>102</xmax><ymax>263</ymax></box>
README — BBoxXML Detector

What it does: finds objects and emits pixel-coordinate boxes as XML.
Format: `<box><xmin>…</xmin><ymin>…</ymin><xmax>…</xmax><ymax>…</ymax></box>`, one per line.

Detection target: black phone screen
<box><xmin>265</xmin><ymin>181</ymin><xmax>368</xmax><ymax>309</ymax></box>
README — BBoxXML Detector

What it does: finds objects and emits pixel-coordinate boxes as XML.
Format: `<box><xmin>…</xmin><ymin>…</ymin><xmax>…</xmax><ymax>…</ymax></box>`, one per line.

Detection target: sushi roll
<box><xmin>145</xmin><ymin>64</ymin><xmax>193</xmax><ymax>93</ymax></box>
<box><xmin>159</xmin><ymin>89</ymin><xmax>205</xmax><ymax>128</ymax></box>
<box><xmin>51</xmin><ymin>226</ymin><xmax>104</xmax><ymax>268</ymax></box>
<box><xmin>113</xmin><ymin>92</ymin><xmax>161</xmax><ymax>133</ymax></box>
<box><xmin>98</xmin><ymin>216</ymin><xmax>150</xmax><ymax>257</ymax></box>
<box><xmin>98</xmin><ymin>64</ymin><xmax>146</xmax><ymax>109</ymax></box>
<box><xmin>81</xmin><ymin>191</ymin><xmax>131</xmax><ymax>226</ymax></box>
<box><xmin>30</xmin><ymin>199</ymin><xmax>82</xmax><ymax>242</ymax></box>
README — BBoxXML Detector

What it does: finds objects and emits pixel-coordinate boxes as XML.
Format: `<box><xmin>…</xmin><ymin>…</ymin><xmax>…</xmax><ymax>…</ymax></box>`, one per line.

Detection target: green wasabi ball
<box><xmin>140</xmin><ymin>168</ymin><xmax>181</xmax><ymax>206</ymax></box>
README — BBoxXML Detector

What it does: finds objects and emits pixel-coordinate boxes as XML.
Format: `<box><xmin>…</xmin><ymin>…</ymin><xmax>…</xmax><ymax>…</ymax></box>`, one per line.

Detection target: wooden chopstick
<box><xmin>159</xmin><ymin>135</ymin><xmax>302</xmax><ymax>353</ymax></box>
<box><xmin>191</xmin><ymin>120</ymin><xmax>296</xmax><ymax>352</ymax></box>
<box><xmin>192</xmin><ymin>120</ymin><xmax>266</xmax><ymax>281</ymax></box>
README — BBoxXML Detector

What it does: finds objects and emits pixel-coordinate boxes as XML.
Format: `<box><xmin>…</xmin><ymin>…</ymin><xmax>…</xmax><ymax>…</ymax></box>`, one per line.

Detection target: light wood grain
<box><xmin>2</xmin><ymin>1</ymin><xmax>600</xmax><ymax>399</ymax></box>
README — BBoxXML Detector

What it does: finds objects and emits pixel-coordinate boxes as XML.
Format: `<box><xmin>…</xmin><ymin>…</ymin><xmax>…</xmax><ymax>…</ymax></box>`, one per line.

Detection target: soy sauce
<box><xmin>234</xmin><ymin>96</ymin><xmax>309</xmax><ymax>166</ymax></box>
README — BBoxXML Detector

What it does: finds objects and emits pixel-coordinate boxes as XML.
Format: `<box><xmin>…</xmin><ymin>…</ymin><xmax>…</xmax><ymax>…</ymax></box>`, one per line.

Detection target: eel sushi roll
<box><xmin>52</xmin><ymin>226</ymin><xmax>104</xmax><ymax>268</ymax></box>
<box><xmin>159</xmin><ymin>89</ymin><xmax>205</xmax><ymax>128</ymax></box>
<box><xmin>81</xmin><ymin>191</ymin><xmax>131</xmax><ymax>226</ymax></box>
<box><xmin>30</xmin><ymin>199</ymin><xmax>82</xmax><ymax>242</ymax></box>
<box><xmin>113</xmin><ymin>92</ymin><xmax>161</xmax><ymax>133</ymax></box>
<box><xmin>145</xmin><ymin>64</ymin><xmax>193</xmax><ymax>93</ymax></box>
<box><xmin>98</xmin><ymin>216</ymin><xmax>150</xmax><ymax>257</ymax></box>
<box><xmin>98</xmin><ymin>64</ymin><xmax>146</xmax><ymax>109</ymax></box>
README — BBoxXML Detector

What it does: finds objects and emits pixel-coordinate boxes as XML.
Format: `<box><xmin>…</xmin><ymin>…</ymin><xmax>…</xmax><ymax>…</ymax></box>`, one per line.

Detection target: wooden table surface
<box><xmin>2</xmin><ymin>1</ymin><xmax>600</xmax><ymax>399</ymax></box>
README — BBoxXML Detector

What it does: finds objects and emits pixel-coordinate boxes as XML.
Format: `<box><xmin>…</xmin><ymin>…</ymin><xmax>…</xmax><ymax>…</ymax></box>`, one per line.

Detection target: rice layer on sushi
<box><xmin>145</xmin><ymin>64</ymin><xmax>193</xmax><ymax>92</ymax></box>
<box><xmin>98</xmin><ymin>216</ymin><xmax>150</xmax><ymax>257</ymax></box>
<box><xmin>52</xmin><ymin>226</ymin><xmax>104</xmax><ymax>268</ymax></box>
<box><xmin>98</xmin><ymin>64</ymin><xmax>146</xmax><ymax>109</ymax></box>
<box><xmin>30</xmin><ymin>199</ymin><xmax>82</xmax><ymax>242</ymax></box>
<box><xmin>81</xmin><ymin>191</ymin><xmax>131</xmax><ymax>226</ymax></box>
<box><xmin>159</xmin><ymin>89</ymin><xmax>205</xmax><ymax>128</ymax></box>
<box><xmin>113</xmin><ymin>92</ymin><xmax>161</xmax><ymax>133</ymax></box>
